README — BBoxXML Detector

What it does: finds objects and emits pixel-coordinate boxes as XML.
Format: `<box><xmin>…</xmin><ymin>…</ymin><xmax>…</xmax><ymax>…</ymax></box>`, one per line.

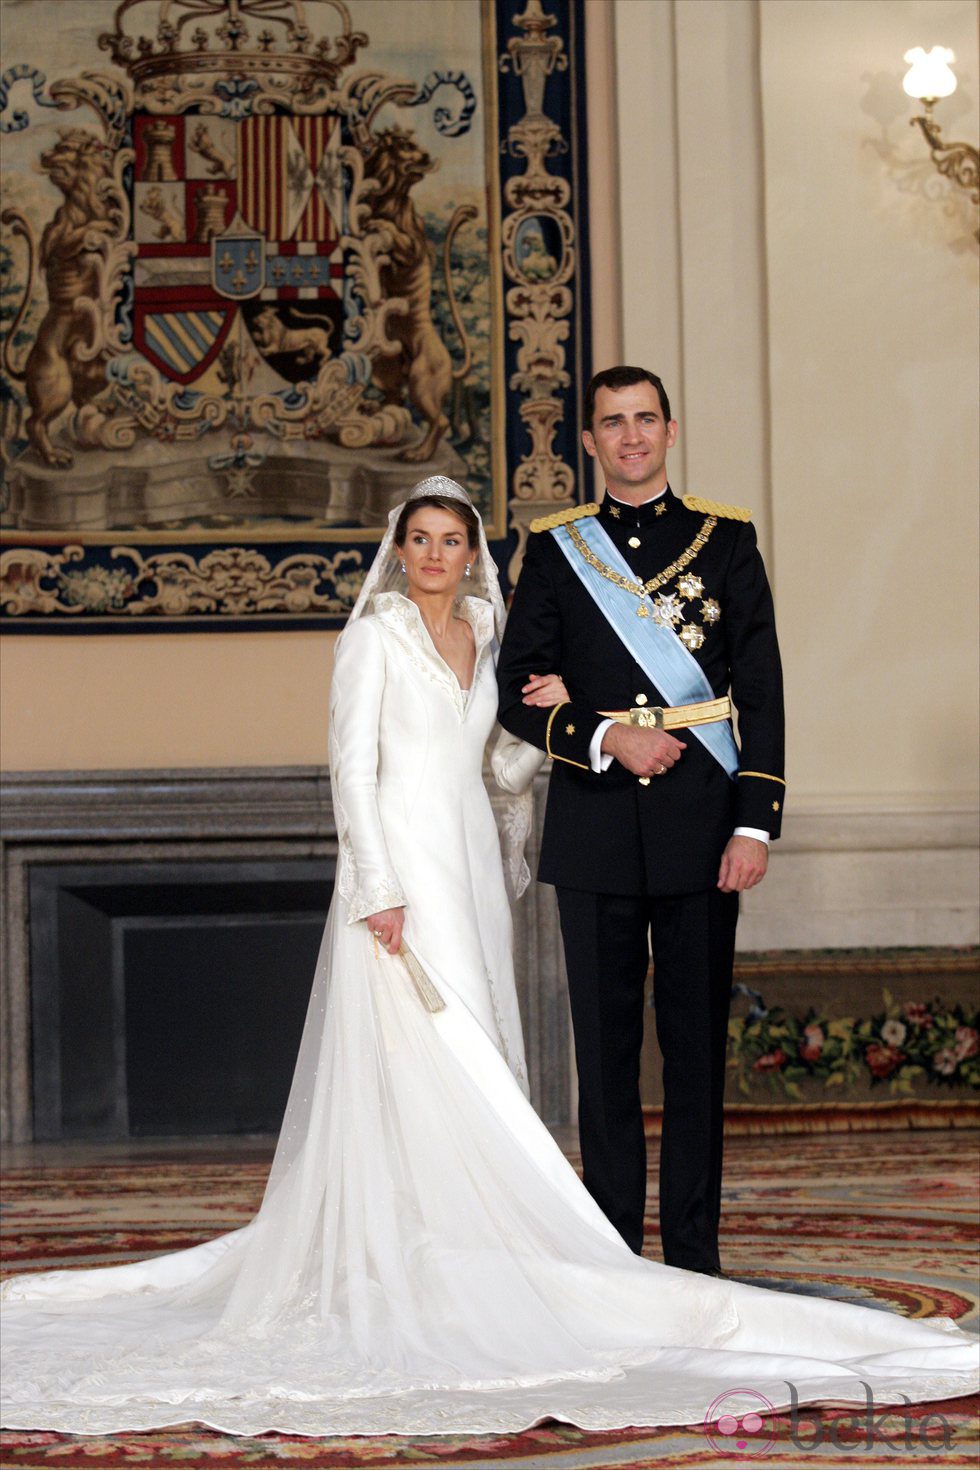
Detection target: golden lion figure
<box><xmin>362</xmin><ymin>127</ymin><xmax>474</xmax><ymax>463</ymax></box>
<box><xmin>140</xmin><ymin>186</ymin><xmax>183</xmax><ymax>241</ymax></box>
<box><xmin>188</xmin><ymin>123</ymin><xmax>234</xmax><ymax>179</ymax></box>
<box><xmin>2</xmin><ymin>128</ymin><xmax>116</xmax><ymax>467</ymax></box>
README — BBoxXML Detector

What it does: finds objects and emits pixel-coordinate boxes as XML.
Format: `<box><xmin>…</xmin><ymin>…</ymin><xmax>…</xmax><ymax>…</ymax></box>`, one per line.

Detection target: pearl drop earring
<box><xmin>400</xmin><ymin>561</ymin><xmax>406</xmax><ymax>574</ymax></box>
<box><xmin>464</xmin><ymin>564</ymin><xmax>472</xmax><ymax>578</ymax></box>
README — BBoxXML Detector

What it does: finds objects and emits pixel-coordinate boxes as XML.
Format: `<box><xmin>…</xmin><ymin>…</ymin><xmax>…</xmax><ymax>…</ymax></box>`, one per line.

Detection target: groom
<box><xmin>497</xmin><ymin>365</ymin><xmax>784</xmax><ymax>1274</ymax></box>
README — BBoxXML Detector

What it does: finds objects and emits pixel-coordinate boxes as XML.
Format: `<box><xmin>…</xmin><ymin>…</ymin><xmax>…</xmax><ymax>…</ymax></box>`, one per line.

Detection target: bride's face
<box><xmin>400</xmin><ymin>507</ymin><xmax>474</xmax><ymax>598</ymax></box>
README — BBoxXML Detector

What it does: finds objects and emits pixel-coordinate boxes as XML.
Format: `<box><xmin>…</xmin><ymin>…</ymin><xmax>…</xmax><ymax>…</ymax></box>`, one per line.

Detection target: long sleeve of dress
<box><xmin>488</xmin><ymin>726</ymin><xmax>547</xmax><ymax>795</ymax></box>
<box><xmin>329</xmin><ymin>618</ymin><xmax>407</xmax><ymax>923</ymax></box>
<box><xmin>496</xmin><ymin>532</ymin><xmax>603</xmax><ymax>772</ymax></box>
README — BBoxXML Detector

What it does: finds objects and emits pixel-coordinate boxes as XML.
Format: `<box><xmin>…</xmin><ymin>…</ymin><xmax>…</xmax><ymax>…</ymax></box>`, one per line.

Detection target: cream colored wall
<box><xmin>612</xmin><ymin>0</ymin><xmax>979</xmax><ymax>809</ymax></box>
<box><xmin>0</xmin><ymin>633</ymin><xmax>335</xmax><ymax>769</ymax></box>
<box><xmin>761</xmin><ymin>0</ymin><xmax>979</xmax><ymax>803</ymax></box>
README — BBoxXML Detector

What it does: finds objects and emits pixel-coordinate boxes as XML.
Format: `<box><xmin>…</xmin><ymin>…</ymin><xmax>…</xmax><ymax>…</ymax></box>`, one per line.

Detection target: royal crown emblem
<box><xmin>98</xmin><ymin>0</ymin><xmax>368</xmax><ymax>104</ymax></box>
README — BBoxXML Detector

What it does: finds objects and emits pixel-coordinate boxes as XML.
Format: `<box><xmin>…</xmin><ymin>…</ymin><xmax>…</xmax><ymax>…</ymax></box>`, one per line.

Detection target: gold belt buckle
<box><xmin>630</xmin><ymin>706</ymin><xmax>665</xmax><ymax>729</ymax></box>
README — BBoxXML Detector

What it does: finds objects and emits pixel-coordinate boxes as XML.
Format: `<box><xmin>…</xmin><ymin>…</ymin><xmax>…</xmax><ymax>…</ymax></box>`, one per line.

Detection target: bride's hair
<box><xmin>393</xmin><ymin>495</ymin><xmax>480</xmax><ymax>551</ymax></box>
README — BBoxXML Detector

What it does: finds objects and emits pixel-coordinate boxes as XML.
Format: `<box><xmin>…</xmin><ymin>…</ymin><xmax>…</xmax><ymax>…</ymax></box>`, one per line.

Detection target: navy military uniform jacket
<box><xmin>496</xmin><ymin>488</ymin><xmax>785</xmax><ymax>897</ymax></box>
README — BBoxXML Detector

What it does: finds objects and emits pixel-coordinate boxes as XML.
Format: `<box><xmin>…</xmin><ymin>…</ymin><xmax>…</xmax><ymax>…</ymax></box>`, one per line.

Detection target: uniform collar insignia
<box><xmin>600</xmin><ymin>487</ymin><xmax>675</xmax><ymax>528</ymax></box>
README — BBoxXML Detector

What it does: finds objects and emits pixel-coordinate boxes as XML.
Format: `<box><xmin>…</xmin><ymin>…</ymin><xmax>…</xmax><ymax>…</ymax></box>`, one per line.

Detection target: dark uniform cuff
<box><xmin>736</xmin><ymin>772</ymin><xmax>786</xmax><ymax>838</ymax></box>
<box><xmin>544</xmin><ymin>703</ymin><xmax>596</xmax><ymax>771</ymax></box>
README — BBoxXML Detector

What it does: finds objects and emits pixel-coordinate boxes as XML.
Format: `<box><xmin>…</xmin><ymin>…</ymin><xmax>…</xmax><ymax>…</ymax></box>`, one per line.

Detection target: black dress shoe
<box><xmin>691</xmin><ymin>1265</ymin><xmax>730</xmax><ymax>1279</ymax></box>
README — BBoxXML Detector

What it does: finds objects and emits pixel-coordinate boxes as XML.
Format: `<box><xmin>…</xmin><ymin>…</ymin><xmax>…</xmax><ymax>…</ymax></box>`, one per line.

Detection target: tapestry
<box><xmin>0</xmin><ymin>0</ymin><xmax>590</xmax><ymax>630</ymax></box>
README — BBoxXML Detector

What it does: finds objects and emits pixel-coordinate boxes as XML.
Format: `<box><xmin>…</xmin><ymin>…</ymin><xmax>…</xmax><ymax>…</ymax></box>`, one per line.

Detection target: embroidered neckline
<box><xmin>372</xmin><ymin>592</ymin><xmax>494</xmax><ymax>713</ymax></box>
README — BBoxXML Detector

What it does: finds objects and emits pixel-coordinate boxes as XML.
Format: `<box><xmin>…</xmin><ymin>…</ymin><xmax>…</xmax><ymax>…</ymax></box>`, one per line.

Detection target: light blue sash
<box><xmin>552</xmin><ymin>516</ymin><xmax>739</xmax><ymax>778</ymax></box>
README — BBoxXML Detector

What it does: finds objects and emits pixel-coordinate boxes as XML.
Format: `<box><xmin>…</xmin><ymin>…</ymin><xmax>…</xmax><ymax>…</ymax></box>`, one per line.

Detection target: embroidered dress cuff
<box><xmin>733</xmin><ymin>826</ymin><xmax>770</xmax><ymax>846</ymax></box>
<box><xmin>589</xmin><ymin>719</ymin><xmax>616</xmax><ymax>773</ymax></box>
<box><xmin>347</xmin><ymin>877</ymin><xmax>407</xmax><ymax>925</ymax></box>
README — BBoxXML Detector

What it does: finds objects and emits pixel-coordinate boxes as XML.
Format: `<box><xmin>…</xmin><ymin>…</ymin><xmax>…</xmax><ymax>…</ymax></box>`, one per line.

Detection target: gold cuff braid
<box><xmin>545</xmin><ymin>702</ymin><xmax>590</xmax><ymax>770</ymax></box>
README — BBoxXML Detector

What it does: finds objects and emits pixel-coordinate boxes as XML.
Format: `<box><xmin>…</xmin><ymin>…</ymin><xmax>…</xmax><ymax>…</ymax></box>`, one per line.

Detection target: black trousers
<box><xmin>555</xmin><ymin>886</ymin><xmax>739</xmax><ymax>1270</ymax></box>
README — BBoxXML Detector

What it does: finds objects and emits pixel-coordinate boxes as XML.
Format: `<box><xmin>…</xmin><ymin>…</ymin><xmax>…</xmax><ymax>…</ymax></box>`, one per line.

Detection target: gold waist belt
<box><xmin>597</xmin><ymin>695</ymin><xmax>732</xmax><ymax>731</ymax></box>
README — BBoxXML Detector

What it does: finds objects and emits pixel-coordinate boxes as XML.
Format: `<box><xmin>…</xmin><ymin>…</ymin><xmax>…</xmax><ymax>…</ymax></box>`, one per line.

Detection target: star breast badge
<box><xmin>652</xmin><ymin>592</ymin><xmax>685</xmax><ymax>628</ymax></box>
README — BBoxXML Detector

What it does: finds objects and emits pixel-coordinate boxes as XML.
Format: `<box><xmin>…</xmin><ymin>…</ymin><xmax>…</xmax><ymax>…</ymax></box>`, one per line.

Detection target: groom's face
<box><xmin>582</xmin><ymin>382</ymin><xmax>677</xmax><ymax>501</ymax></box>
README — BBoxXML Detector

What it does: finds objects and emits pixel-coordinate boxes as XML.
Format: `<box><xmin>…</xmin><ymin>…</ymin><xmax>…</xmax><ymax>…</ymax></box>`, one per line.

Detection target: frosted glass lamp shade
<box><xmin>903</xmin><ymin>47</ymin><xmax>957</xmax><ymax>101</ymax></box>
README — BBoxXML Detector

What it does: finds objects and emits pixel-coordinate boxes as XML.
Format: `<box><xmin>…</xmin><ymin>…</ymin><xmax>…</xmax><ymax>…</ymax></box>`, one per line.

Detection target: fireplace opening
<box><xmin>30</xmin><ymin>859</ymin><xmax>333</xmax><ymax>1140</ymax></box>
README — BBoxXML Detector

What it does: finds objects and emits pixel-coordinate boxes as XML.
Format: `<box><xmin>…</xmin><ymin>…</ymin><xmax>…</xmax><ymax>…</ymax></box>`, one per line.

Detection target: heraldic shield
<box><xmin>132</xmin><ymin>110</ymin><xmax>345</xmax><ymax>386</ymax></box>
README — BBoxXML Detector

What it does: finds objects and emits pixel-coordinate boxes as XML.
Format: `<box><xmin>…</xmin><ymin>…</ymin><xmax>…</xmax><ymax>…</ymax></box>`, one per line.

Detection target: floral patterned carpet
<box><xmin>2</xmin><ymin>1128</ymin><xmax>978</xmax><ymax>1468</ymax></box>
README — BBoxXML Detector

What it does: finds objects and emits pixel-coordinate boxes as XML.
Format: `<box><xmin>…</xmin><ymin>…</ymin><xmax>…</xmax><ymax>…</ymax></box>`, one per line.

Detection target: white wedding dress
<box><xmin>2</xmin><ymin>586</ymin><xmax>977</xmax><ymax>1438</ymax></box>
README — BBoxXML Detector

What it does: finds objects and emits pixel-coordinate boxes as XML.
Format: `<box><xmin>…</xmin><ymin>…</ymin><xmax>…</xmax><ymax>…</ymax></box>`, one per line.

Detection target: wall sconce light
<box><xmin>902</xmin><ymin>47</ymin><xmax>979</xmax><ymax>225</ymax></box>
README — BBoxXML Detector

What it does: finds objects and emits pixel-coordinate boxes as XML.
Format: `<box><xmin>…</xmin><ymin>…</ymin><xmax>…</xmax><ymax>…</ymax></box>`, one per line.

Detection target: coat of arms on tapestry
<box><xmin>0</xmin><ymin>0</ymin><xmax>591</xmax><ymax>628</ymax></box>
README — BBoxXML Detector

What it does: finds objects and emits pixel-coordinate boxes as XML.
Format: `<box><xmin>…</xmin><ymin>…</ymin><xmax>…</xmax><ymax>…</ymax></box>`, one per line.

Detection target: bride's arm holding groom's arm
<box><xmin>489</xmin><ymin>727</ymin><xmax>546</xmax><ymax>795</ymax></box>
<box><xmin>496</xmin><ymin>531</ymin><xmax>601</xmax><ymax>773</ymax></box>
<box><xmin>489</xmin><ymin>674</ymin><xmax>569</xmax><ymax>794</ymax></box>
<box><xmin>329</xmin><ymin>619</ymin><xmax>406</xmax><ymax>944</ymax></box>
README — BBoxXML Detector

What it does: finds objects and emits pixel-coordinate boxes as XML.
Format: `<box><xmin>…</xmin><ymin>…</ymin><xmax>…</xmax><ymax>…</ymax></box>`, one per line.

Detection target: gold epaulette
<box><xmin>531</xmin><ymin>502</ymin><xmax>601</xmax><ymax>533</ymax></box>
<box><xmin>682</xmin><ymin>494</ymin><xmax>752</xmax><ymax>522</ymax></box>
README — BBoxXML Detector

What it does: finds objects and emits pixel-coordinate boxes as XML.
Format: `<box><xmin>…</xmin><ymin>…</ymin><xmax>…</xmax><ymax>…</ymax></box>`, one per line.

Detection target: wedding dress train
<box><xmin>2</xmin><ymin>589</ymin><xmax>977</xmax><ymax>1438</ymax></box>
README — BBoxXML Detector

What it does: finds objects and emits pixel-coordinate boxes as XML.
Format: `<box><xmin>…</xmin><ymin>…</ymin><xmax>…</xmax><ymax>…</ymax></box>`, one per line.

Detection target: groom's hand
<box><xmin>717</xmin><ymin>835</ymin><xmax>768</xmax><ymax>892</ymax></box>
<box><xmin>601</xmin><ymin>723</ymin><xmax>686</xmax><ymax>777</ymax></box>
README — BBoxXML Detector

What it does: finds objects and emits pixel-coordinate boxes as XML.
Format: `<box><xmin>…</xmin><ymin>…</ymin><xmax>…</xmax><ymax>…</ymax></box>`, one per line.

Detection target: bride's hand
<box><xmin>521</xmin><ymin>673</ymin><xmax>570</xmax><ymax>707</ymax></box>
<box><xmin>367</xmin><ymin>907</ymin><xmax>404</xmax><ymax>955</ymax></box>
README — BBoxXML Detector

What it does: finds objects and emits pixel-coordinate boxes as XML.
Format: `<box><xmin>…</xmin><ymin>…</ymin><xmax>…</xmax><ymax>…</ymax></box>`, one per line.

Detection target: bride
<box><xmin>1</xmin><ymin>477</ymin><xmax>976</xmax><ymax>1438</ymax></box>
